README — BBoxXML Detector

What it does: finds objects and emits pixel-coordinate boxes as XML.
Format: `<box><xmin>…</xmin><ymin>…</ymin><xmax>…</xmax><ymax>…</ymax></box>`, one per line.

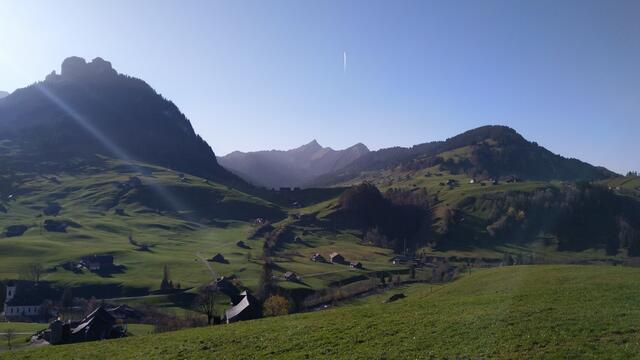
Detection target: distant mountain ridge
<box><xmin>313</xmin><ymin>125</ymin><xmax>616</xmax><ymax>185</ymax></box>
<box><xmin>0</xmin><ymin>91</ymin><xmax>8</xmax><ymax>99</ymax></box>
<box><xmin>218</xmin><ymin>140</ymin><xmax>369</xmax><ymax>188</ymax></box>
<box><xmin>0</xmin><ymin>56</ymin><xmax>243</xmax><ymax>186</ymax></box>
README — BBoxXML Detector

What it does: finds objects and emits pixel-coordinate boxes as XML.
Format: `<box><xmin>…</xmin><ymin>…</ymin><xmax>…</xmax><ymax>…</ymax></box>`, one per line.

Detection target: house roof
<box><xmin>330</xmin><ymin>252</ymin><xmax>342</xmax><ymax>258</ymax></box>
<box><xmin>70</xmin><ymin>306</ymin><xmax>117</xmax><ymax>342</ymax></box>
<box><xmin>225</xmin><ymin>291</ymin><xmax>260</xmax><ymax>321</ymax></box>
<box><xmin>225</xmin><ymin>295</ymin><xmax>251</xmax><ymax>320</ymax></box>
<box><xmin>210</xmin><ymin>253</ymin><xmax>226</xmax><ymax>262</ymax></box>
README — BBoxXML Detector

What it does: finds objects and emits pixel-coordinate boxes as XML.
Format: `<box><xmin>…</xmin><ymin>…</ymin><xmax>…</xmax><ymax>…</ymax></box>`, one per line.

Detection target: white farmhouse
<box><xmin>3</xmin><ymin>281</ymin><xmax>44</xmax><ymax>319</ymax></box>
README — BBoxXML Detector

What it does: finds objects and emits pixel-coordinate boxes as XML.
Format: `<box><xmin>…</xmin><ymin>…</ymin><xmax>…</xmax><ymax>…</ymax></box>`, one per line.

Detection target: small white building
<box><xmin>3</xmin><ymin>281</ymin><xmax>44</xmax><ymax>319</ymax></box>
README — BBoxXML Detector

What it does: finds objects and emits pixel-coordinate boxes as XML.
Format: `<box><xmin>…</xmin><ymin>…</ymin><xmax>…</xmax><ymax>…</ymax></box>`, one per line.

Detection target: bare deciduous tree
<box><xmin>3</xmin><ymin>328</ymin><xmax>16</xmax><ymax>350</ymax></box>
<box><xmin>195</xmin><ymin>284</ymin><xmax>218</xmax><ymax>325</ymax></box>
<box><xmin>20</xmin><ymin>263</ymin><xmax>44</xmax><ymax>283</ymax></box>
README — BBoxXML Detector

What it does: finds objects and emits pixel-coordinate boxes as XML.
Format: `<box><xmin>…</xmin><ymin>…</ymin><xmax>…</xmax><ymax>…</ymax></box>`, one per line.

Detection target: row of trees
<box><xmin>335</xmin><ymin>183</ymin><xmax>434</xmax><ymax>253</ymax></box>
<box><xmin>160</xmin><ymin>265</ymin><xmax>181</xmax><ymax>291</ymax></box>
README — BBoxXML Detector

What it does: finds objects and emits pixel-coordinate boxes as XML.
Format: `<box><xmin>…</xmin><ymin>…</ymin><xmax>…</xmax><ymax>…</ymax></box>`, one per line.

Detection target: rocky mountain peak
<box><xmin>45</xmin><ymin>56</ymin><xmax>118</xmax><ymax>82</ymax></box>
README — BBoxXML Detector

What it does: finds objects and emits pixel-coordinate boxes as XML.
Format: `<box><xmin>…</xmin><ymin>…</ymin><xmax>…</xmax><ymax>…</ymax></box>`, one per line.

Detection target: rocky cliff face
<box><xmin>42</xmin><ymin>57</ymin><xmax>118</xmax><ymax>83</ymax></box>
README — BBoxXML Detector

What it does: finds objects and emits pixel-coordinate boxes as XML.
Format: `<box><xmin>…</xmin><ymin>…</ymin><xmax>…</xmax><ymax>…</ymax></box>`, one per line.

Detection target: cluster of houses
<box><xmin>309</xmin><ymin>252</ymin><xmax>362</xmax><ymax>269</ymax></box>
<box><xmin>3</xmin><ymin>281</ymin><xmax>145</xmax><ymax>346</ymax></box>
<box><xmin>61</xmin><ymin>254</ymin><xmax>115</xmax><ymax>273</ymax></box>
<box><xmin>437</xmin><ymin>176</ymin><xmax>522</xmax><ymax>188</ymax></box>
<box><xmin>2</xmin><ymin>275</ymin><xmax>129</xmax><ymax>322</ymax></box>
<box><xmin>37</xmin><ymin>306</ymin><xmax>128</xmax><ymax>345</ymax></box>
<box><xmin>277</xmin><ymin>252</ymin><xmax>365</xmax><ymax>283</ymax></box>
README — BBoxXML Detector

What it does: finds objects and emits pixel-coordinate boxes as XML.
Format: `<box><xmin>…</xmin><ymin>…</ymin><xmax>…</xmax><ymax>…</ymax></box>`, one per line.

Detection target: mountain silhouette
<box><xmin>313</xmin><ymin>125</ymin><xmax>616</xmax><ymax>185</ymax></box>
<box><xmin>218</xmin><ymin>140</ymin><xmax>369</xmax><ymax>188</ymax></box>
<box><xmin>0</xmin><ymin>57</ymin><xmax>242</xmax><ymax>186</ymax></box>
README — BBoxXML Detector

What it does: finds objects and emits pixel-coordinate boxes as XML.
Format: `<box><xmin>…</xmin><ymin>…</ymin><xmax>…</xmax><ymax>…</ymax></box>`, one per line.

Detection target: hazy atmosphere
<box><xmin>1</xmin><ymin>0</ymin><xmax>638</xmax><ymax>174</ymax></box>
<box><xmin>1</xmin><ymin>2</ymin><xmax>640</xmax><ymax>358</ymax></box>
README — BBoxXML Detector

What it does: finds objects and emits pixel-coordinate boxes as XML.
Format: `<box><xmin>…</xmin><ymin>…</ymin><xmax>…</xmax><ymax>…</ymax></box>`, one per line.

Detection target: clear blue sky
<box><xmin>1</xmin><ymin>0</ymin><xmax>638</xmax><ymax>174</ymax></box>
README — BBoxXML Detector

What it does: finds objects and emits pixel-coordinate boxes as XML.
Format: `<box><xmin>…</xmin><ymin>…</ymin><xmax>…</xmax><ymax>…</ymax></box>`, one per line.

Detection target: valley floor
<box><xmin>4</xmin><ymin>264</ymin><xmax>640</xmax><ymax>359</ymax></box>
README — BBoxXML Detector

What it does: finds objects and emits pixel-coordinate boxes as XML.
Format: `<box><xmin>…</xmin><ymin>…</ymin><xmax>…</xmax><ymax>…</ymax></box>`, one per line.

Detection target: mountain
<box><xmin>0</xmin><ymin>57</ymin><xmax>242</xmax><ymax>186</ymax></box>
<box><xmin>314</xmin><ymin>125</ymin><xmax>616</xmax><ymax>185</ymax></box>
<box><xmin>0</xmin><ymin>91</ymin><xmax>8</xmax><ymax>99</ymax></box>
<box><xmin>218</xmin><ymin>140</ymin><xmax>369</xmax><ymax>188</ymax></box>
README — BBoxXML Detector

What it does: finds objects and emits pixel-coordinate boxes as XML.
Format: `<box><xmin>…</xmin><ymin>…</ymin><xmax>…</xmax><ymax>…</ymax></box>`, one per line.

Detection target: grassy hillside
<box><xmin>0</xmin><ymin>136</ymin><xmax>636</xmax><ymax>330</ymax></box>
<box><xmin>331</xmin><ymin>161</ymin><xmax>640</xmax><ymax>256</ymax></box>
<box><xmin>0</xmin><ymin>157</ymin><xmax>285</xmax><ymax>294</ymax></box>
<box><xmin>7</xmin><ymin>265</ymin><xmax>640</xmax><ymax>359</ymax></box>
<box><xmin>599</xmin><ymin>176</ymin><xmax>640</xmax><ymax>200</ymax></box>
<box><xmin>0</xmin><ymin>154</ymin><xmax>400</xmax><ymax>304</ymax></box>
<box><xmin>315</xmin><ymin>125</ymin><xmax>615</xmax><ymax>186</ymax></box>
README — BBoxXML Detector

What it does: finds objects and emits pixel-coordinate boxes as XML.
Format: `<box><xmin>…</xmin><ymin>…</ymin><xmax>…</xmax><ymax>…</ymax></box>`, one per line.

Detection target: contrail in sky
<box><xmin>343</xmin><ymin>51</ymin><xmax>347</xmax><ymax>73</ymax></box>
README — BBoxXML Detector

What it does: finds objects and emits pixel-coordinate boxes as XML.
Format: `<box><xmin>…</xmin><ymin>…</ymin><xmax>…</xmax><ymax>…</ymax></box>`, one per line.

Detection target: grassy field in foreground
<box><xmin>5</xmin><ymin>264</ymin><xmax>640</xmax><ymax>359</ymax></box>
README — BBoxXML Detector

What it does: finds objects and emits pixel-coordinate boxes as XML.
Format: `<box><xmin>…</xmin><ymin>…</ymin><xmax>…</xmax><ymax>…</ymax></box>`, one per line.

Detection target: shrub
<box><xmin>263</xmin><ymin>295</ymin><xmax>290</xmax><ymax>317</ymax></box>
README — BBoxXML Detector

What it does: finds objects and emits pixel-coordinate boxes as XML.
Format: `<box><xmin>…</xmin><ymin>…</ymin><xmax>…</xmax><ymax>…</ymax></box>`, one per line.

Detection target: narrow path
<box><xmin>196</xmin><ymin>252</ymin><xmax>219</xmax><ymax>280</ymax></box>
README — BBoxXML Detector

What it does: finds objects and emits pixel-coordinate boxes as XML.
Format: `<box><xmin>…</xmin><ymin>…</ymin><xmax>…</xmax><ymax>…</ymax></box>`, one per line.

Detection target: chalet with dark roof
<box><xmin>330</xmin><ymin>252</ymin><xmax>345</xmax><ymax>264</ymax></box>
<box><xmin>282</xmin><ymin>271</ymin><xmax>298</xmax><ymax>281</ymax></box>
<box><xmin>209</xmin><ymin>253</ymin><xmax>226</xmax><ymax>263</ymax></box>
<box><xmin>45</xmin><ymin>306</ymin><xmax>125</xmax><ymax>345</ymax></box>
<box><xmin>224</xmin><ymin>291</ymin><xmax>261</xmax><ymax>324</ymax></box>
<box><xmin>81</xmin><ymin>254</ymin><xmax>114</xmax><ymax>271</ymax></box>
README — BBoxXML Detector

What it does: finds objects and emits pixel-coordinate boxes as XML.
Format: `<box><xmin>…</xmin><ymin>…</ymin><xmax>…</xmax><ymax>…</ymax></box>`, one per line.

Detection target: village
<box><xmin>1</xmin><ymin>238</ymin><xmax>527</xmax><ymax>353</ymax></box>
<box><xmin>0</xmin><ymin>169</ymin><xmax>559</xmax><ymax>353</ymax></box>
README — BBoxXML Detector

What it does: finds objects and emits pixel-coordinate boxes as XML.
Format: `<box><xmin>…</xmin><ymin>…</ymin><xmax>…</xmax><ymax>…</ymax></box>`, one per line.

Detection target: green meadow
<box><xmin>6</xmin><ymin>265</ymin><xmax>640</xmax><ymax>359</ymax></box>
<box><xmin>0</xmin><ymin>158</ymin><xmax>401</xmax><ymax>300</ymax></box>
